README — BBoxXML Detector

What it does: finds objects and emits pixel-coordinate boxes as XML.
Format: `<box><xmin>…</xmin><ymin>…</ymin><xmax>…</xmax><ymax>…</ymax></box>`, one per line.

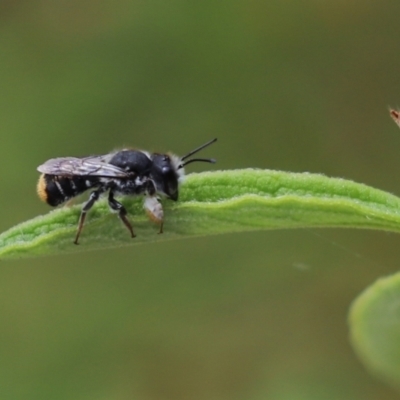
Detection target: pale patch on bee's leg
<box><xmin>108</xmin><ymin>191</ymin><xmax>136</xmax><ymax>238</ymax></box>
<box><xmin>144</xmin><ymin>196</ymin><xmax>164</xmax><ymax>234</ymax></box>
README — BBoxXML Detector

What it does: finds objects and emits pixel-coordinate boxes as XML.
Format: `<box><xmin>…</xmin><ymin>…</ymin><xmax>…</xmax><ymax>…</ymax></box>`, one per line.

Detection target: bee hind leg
<box><xmin>108</xmin><ymin>191</ymin><xmax>136</xmax><ymax>238</ymax></box>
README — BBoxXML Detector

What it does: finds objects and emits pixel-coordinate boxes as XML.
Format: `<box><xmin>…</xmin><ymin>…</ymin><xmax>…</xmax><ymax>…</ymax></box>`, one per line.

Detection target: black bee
<box><xmin>37</xmin><ymin>138</ymin><xmax>217</xmax><ymax>244</ymax></box>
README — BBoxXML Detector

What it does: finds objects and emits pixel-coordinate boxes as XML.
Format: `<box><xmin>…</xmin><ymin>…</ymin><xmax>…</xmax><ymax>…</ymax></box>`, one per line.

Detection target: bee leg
<box><xmin>74</xmin><ymin>189</ymin><xmax>102</xmax><ymax>245</ymax></box>
<box><xmin>143</xmin><ymin>196</ymin><xmax>164</xmax><ymax>234</ymax></box>
<box><xmin>108</xmin><ymin>191</ymin><xmax>136</xmax><ymax>238</ymax></box>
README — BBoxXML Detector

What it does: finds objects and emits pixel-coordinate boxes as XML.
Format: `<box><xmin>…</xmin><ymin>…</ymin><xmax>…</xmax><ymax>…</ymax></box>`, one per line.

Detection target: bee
<box><xmin>37</xmin><ymin>138</ymin><xmax>217</xmax><ymax>244</ymax></box>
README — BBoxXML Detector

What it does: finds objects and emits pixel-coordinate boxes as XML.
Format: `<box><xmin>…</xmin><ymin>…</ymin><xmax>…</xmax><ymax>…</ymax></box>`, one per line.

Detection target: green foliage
<box><xmin>350</xmin><ymin>273</ymin><xmax>400</xmax><ymax>391</ymax></box>
<box><xmin>2</xmin><ymin>169</ymin><xmax>400</xmax><ymax>259</ymax></box>
<box><xmin>2</xmin><ymin>1</ymin><xmax>400</xmax><ymax>398</ymax></box>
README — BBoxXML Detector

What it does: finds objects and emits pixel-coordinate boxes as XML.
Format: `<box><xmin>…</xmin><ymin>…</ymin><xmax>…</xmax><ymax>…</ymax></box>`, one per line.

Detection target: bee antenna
<box><xmin>181</xmin><ymin>138</ymin><xmax>217</xmax><ymax>161</ymax></box>
<box><xmin>181</xmin><ymin>158</ymin><xmax>216</xmax><ymax>167</ymax></box>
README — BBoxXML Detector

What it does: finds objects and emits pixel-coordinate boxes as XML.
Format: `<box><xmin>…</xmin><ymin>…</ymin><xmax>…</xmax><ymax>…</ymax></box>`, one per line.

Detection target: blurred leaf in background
<box><xmin>1</xmin><ymin>1</ymin><xmax>400</xmax><ymax>399</ymax></box>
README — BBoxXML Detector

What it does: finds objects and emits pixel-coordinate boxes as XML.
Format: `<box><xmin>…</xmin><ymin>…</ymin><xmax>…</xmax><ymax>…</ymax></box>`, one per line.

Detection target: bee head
<box><xmin>150</xmin><ymin>139</ymin><xmax>217</xmax><ymax>201</ymax></box>
<box><xmin>151</xmin><ymin>154</ymin><xmax>179</xmax><ymax>200</ymax></box>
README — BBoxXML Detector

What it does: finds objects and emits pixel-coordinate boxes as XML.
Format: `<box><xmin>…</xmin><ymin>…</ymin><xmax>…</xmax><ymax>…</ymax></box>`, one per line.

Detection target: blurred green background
<box><xmin>1</xmin><ymin>1</ymin><xmax>400</xmax><ymax>399</ymax></box>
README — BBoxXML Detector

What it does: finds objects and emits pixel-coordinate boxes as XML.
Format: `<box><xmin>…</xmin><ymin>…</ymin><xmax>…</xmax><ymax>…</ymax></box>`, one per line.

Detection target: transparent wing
<box><xmin>37</xmin><ymin>156</ymin><xmax>130</xmax><ymax>177</ymax></box>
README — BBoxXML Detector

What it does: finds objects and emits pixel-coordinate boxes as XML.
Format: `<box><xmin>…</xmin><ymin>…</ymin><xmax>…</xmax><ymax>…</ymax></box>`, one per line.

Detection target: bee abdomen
<box><xmin>37</xmin><ymin>174</ymin><xmax>98</xmax><ymax>206</ymax></box>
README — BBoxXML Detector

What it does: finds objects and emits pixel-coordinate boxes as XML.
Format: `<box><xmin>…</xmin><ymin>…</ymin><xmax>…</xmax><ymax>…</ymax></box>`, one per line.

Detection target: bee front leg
<box><xmin>75</xmin><ymin>188</ymin><xmax>102</xmax><ymax>245</ymax></box>
<box><xmin>108</xmin><ymin>191</ymin><xmax>136</xmax><ymax>239</ymax></box>
<box><xmin>144</xmin><ymin>196</ymin><xmax>164</xmax><ymax>234</ymax></box>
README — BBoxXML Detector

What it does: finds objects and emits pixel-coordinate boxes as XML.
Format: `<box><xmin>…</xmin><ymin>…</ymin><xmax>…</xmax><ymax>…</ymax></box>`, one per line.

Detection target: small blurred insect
<box><xmin>37</xmin><ymin>138</ymin><xmax>217</xmax><ymax>244</ymax></box>
<box><xmin>390</xmin><ymin>108</ymin><xmax>400</xmax><ymax>128</ymax></box>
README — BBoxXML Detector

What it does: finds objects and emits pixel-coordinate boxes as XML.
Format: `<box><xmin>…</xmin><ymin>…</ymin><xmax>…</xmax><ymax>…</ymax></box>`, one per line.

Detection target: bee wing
<box><xmin>37</xmin><ymin>156</ymin><xmax>130</xmax><ymax>177</ymax></box>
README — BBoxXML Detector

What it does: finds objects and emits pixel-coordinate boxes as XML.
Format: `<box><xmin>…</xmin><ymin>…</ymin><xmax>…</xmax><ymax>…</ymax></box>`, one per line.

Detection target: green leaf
<box><xmin>349</xmin><ymin>273</ymin><xmax>400</xmax><ymax>390</ymax></box>
<box><xmin>2</xmin><ymin>168</ymin><xmax>400</xmax><ymax>259</ymax></box>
